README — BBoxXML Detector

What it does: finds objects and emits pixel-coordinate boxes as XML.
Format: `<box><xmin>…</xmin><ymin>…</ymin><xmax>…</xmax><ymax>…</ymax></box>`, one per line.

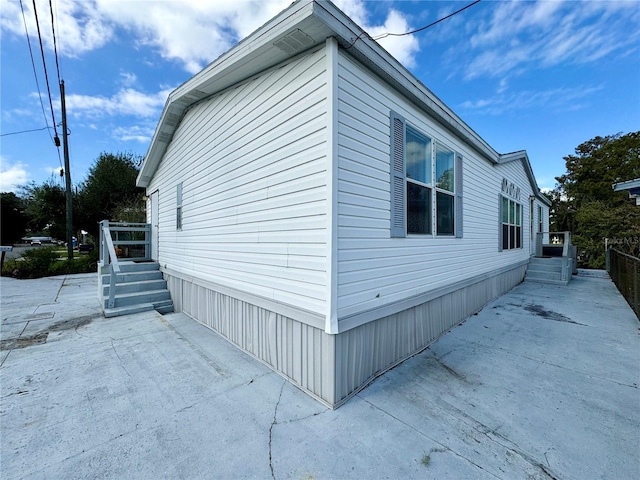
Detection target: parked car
<box><xmin>30</xmin><ymin>240</ymin><xmax>42</xmax><ymax>246</ymax></box>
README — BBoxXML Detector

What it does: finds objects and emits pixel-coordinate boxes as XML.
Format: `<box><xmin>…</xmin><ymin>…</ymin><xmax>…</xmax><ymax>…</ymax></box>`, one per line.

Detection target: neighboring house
<box><xmin>137</xmin><ymin>0</ymin><xmax>551</xmax><ymax>408</ymax></box>
<box><xmin>613</xmin><ymin>178</ymin><xmax>640</xmax><ymax>206</ymax></box>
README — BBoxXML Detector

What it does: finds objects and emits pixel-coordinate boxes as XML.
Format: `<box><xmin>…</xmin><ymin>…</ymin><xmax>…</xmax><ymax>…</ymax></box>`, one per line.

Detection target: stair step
<box><xmin>153</xmin><ymin>299</ymin><xmax>174</xmax><ymax>314</ymax></box>
<box><xmin>117</xmin><ymin>261</ymin><xmax>160</xmax><ymax>273</ymax></box>
<box><xmin>103</xmin><ymin>278</ymin><xmax>167</xmax><ymax>296</ymax></box>
<box><xmin>102</xmin><ymin>270</ymin><xmax>163</xmax><ymax>284</ymax></box>
<box><xmin>527</xmin><ymin>263</ymin><xmax>562</xmax><ymax>273</ymax></box>
<box><xmin>104</xmin><ymin>289</ymin><xmax>171</xmax><ymax>309</ymax></box>
<box><xmin>526</xmin><ymin>270</ymin><xmax>563</xmax><ymax>281</ymax></box>
<box><xmin>525</xmin><ymin>276</ymin><xmax>570</xmax><ymax>286</ymax></box>
<box><xmin>104</xmin><ymin>303</ymin><xmax>155</xmax><ymax>318</ymax></box>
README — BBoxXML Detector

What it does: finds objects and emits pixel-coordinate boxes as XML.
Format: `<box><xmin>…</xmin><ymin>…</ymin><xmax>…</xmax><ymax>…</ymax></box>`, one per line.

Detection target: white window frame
<box><xmin>176</xmin><ymin>182</ymin><xmax>183</xmax><ymax>231</ymax></box>
<box><xmin>500</xmin><ymin>195</ymin><xmax>523</xmax><ymax>251</ymax></box>
<box><xmin>390</xmin><ymin>111</ymin><xmax>463</xmax><ymax>239</ymax></box>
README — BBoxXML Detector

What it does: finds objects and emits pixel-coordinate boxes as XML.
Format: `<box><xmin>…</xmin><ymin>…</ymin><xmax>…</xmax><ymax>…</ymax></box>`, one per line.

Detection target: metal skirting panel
<box><xmin>165</xmin><ymin>273</ymin><xmax>336</xmax><ymax>406</ymax></box>
<box><xmin>165</xmin><ymin>265</ymin><xmax>525</xmax><ymax>407</ymax></box>
<box><xmin>333</xmin><ymin>264</ymin><xmax>526</xmax><ymax>405</ymax></box>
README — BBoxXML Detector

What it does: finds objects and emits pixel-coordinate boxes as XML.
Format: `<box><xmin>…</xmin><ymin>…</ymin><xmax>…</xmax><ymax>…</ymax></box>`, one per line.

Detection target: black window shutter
<box><xmin>455</xmin><ymin>154</ymin><xmax>463</xmax><ymax>238</ymax></box>
<box><xmin>390</xmin><ymin>112</ymin><xmax>406</xmax><ymax>238</ymax></box>
<box><xmin>498</xmin><ymin>194</ymin><xmax>503</xmax><ymax>251</ymax></box>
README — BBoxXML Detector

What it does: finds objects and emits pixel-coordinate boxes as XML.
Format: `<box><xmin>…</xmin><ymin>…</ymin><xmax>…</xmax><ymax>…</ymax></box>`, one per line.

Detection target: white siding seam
<box><xmin>338</xmin><ymin>259</ymin><xmax>529</xmax><ymax>331</ymax></box>
<box><xmin>325</xmin><ymin>37</ymin><xmax>339</xmax><ymax>335</ymax></box>
<box><xmin>162</xmin><ymin>267</ymin><xmax>325</xmax><ymax>330</ymax></box>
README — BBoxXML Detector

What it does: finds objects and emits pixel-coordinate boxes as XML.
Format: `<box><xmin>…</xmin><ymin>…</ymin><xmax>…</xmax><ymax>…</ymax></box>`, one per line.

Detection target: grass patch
<box><xmin>420</xmin><ymin>447</ymin><xmax>448</xmax><ymax>468</ymax></box>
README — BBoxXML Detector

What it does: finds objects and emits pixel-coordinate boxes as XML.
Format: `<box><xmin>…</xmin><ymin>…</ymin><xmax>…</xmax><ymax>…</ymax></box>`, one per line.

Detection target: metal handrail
<box><xmin>102</xmin><ymin>224</ymin><xmax>121</xmax><ymax>309</ymax></box>
<box><xmin>99</xmin><ymin>220</ymin><xmax>151</xmax><ymax>262</ymax></box>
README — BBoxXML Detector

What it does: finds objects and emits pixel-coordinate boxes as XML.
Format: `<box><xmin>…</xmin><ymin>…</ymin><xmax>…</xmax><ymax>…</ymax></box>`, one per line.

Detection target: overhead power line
<box><xmin>19</xmin><ymin>0</ymin><xmax>53</xmax><ymax>141</ymax></box>
<box><xmin>19</xmin><ymin>0</ymin><xmax>63</xmax><ymax>170</ymax></box>
<box><xmin>48</xmin><ymin>0</ymin><xmax>62</xmax><ymax>83</ymax></box>
<box><xmin>31</xmin><ymin>0</ymin><xmax>60</xmax><ymax>143</ymax></box>
<box><xmin>0</xmin><ymin>126</ymin><xmax>53</xmax><ymax>137</ymax></box>
<box><xmin>345</xmin><ymin>0</ymin><xmax>482</xmax><ymax>50</ymax></box>
<box><xmin>372</xmin><ymin>0</ymin><xmax>482</xmax><ymax>41</ymax></box>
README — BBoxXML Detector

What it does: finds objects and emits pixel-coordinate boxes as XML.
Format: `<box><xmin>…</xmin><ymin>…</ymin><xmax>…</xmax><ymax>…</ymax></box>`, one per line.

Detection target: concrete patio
<box><xmin>1</xmin><ymin>270</ymin><xmax>638</xmax><ymax>479</ymax></box>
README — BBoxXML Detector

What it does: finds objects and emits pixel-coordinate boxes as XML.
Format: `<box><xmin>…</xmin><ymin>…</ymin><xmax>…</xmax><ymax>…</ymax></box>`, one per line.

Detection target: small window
<box><xmin>500</xmin><ymin>196</ymin><xmax>522</xmax><ymax>251</ymax></box>
<box><xmin>538</xmin><ymin>205</ymin><xmax>543</xmax><ymax>233</ymax></box>
<box><xmin>176</xmin><ymin>182</ymin><xmax>183</xmax><ymax>230</ymax></box>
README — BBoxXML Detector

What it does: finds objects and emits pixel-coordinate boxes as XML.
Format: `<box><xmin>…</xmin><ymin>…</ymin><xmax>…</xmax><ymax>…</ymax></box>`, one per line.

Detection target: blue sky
<box><xmin>1</xmin><ymin>0</ymin><xmax>639</xmax><ymax>193</ymax></box>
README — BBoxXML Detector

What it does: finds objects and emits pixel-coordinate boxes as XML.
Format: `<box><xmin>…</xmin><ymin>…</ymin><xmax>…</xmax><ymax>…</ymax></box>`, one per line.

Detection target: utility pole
<box><xmin>60</xmin><ymin>80</ymin><xmax>73</xmax><ymax>260</ymax></box>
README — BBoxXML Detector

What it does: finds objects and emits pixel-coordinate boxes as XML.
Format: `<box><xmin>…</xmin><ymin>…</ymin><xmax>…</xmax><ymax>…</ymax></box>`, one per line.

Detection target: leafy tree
<box><xmin>1</xmin><ymin>192</ymin><xmax>28</xmax><ymax>244</ymax></box>
<box><xmin>76</xmin><ymin>152</ymin><xmax>145</xmax><ymax>237</ymax></box>
<box><xmin>19</xmin><ymin>180</ymin><xmax>67</xmax><ymax>240</ymax></box>
<box><xmin>551</xmin><ymin>132</ymin><xmax>640</xmax><ymax>268</ymax></box>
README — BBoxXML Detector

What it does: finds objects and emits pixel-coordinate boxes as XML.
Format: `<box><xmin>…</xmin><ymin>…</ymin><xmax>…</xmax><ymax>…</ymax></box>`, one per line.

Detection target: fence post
<box><xmin>605</xmin><ymin>248</ymin><xmax>610</xmax><ymax>272</ymax></box>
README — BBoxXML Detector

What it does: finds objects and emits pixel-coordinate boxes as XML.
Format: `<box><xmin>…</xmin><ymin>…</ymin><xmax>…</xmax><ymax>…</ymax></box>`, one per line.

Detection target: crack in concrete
<box><xmin>358</xmin><ymin>396</ymin><xmax>502</xmax><ymax>479</ymax></box>
<box><xmin>110</xmin><ymin>340</ymin><xmax>132</xmax><ymax>379</ymax></box>
<box><xmin>278</xmin><ymin>409</ymin><xmax>328</xmax><ymax>425</ymax></box>
<box><xmin>269</xmin><ymin>381</ymin><xmax>285</xmax><ymax>480</ymax></box>
<box><xmin>479</xmin><ymin>427</ymin><xmax>560</xmax><ymax>479</ymax></box>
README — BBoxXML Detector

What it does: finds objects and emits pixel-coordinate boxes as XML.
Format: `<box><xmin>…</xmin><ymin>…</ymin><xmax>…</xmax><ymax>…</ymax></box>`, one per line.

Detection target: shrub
<box><xmin>1</xmin><ymin>247</ymin><xmax>99</xmax><ymax>278</ymax></box>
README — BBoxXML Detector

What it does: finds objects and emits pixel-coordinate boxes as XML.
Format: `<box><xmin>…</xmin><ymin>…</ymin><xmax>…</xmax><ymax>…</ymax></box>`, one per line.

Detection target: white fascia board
<box><xmin>499</xmin><ymin>150</ymin><xmax>551</xmax><ymax>207</ymax></box>
<box><xmin>137</xmin><ymin>0</ymin><xmax>316</xmax><ymax>188</ymax></box>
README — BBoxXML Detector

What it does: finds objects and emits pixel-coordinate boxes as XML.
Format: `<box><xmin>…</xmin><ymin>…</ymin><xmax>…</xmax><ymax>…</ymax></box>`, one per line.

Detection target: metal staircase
<box><xmin>98</xmin><ymin>220</ymin><xmax>173</xmax><ymax>318</ymax></box>
<box><xmin>101</xmin><ymin>261</ymin><xmax>173</xmax><ymax>317</ymax></box>
<box><xmin>526</xmin><ymin>231</ymin><xmax>575</xmax><ymax>286</ymax></box>
<box><xmin>525</xmin><ymin>256</ymin><xmax>571</xmax><ymax>285</ymax></box>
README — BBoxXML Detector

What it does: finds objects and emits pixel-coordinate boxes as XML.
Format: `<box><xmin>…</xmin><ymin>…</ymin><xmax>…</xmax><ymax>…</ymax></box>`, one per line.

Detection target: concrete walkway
<box><xmin>1</xmin><ymin>271</ymin><xmax>638</xmax><ymax>479</ymax></box>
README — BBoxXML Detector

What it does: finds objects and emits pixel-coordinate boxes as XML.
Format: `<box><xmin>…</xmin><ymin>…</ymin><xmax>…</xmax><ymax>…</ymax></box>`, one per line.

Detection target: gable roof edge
<box><xmin>499</xmin><ymin>150</ymin><xmax>551</xmax><ymax>207</ymax></box>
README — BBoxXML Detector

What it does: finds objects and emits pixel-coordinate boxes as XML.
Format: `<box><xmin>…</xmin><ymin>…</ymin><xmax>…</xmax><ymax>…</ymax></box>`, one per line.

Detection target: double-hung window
<box><xmin>391</xmin><ymin>111</ymin><xmax>463</xmax><ymax>238</ymax></box>
<box><xmin>500</xmin><ymin>196</ymin><xmax>522</xmax><ymax>250</ymax></box>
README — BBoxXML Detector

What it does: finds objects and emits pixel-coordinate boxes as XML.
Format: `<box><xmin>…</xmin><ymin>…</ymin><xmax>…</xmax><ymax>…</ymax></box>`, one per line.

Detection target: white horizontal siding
<box><xmin>336</xmin><ymin>51</ymin><xmax>537</xmax><ymax>319</ymax></box>
<box><xmin>148</xmin><ymin>47</ymin><xmax>329</xmax><ymax>316</ymax></box>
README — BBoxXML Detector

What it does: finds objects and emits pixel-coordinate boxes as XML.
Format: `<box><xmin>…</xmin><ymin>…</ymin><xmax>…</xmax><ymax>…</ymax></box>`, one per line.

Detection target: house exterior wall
<box><xmin>144</xmin><ymin>40</ymin><xmax>549</xmax><ymax>408</ymax></box>
<box><xmin>335</xmin><ymin>51</ymin><xmax>539</xmax><ymax>326</ymax></box>
<box><xmin>146</xmin><ymin>46</ymin><xmax>329</xmax><ymax>320</ymax></box>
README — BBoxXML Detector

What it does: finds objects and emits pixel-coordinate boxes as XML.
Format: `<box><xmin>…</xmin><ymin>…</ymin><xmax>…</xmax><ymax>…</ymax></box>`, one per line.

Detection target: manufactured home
<box><xmin>131</xmin><ymin>0</ymin><xmax>551</xmax><ymax>407</ymax></box>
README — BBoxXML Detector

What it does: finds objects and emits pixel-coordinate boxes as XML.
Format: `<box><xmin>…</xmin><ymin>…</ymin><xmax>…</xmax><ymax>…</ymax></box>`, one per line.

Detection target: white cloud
<box><xmin>367</xmin><ymin>9</ymin><xmax>420</xmax><ymax>68</ymax></box>
<box><xmin>0</xmin><ymin>0</ymin><xmax>114</xmax><ymax>57</ymax></box>
<box><xmin>334</xmin><ymin>1</ymin><xmax>420</xmax><ymax>68</ymax></box>
<box><xmin>459</xmin><ymin>85</ymin><xmax>603</xmax><ymax>115</ymax></box>
<box><xmin>120</xmin><ymin>72</ymin><xmax>137</xmax><ymax>87</ymax></box>
<box><xmin>463</xmin><ymin>0</ymin><xmax>640</xmax><ymax>80</ymax></box>
<box><xmin>2</xmin><ymin>0</ymin><xmax>421</xmax><ymax>72</ymax></box>
<box><xmin>0</xmin><ymin>158</ymin><xmax>30</xmax><ymax>192</ymax></box>
<box><xmin>62</xmin><ymin>87</ymin><xmax>173</xmax><ymax>119</ymax></box>
<box><xmin>113</xmin><ymin>125</ymin><xmax>155</xmax><ymax>143</ymax></box>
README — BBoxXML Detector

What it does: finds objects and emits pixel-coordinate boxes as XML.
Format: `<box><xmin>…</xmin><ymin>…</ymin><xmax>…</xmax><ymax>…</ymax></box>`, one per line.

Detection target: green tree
<box><xmin>76</xmin><ymin>152</ymin><xmax>145</xmax><ymax>237</ymax></box>
<box><xmin>0</xmin><ymin>192</ymin><xmax>28</xmax><ymax>244</ymax></box>
<box><xmin>19</xmin><ymin>180</ymin><xmax>67</xmax><ymax>240</ymax></box>
<box><xmin>552</xmin><ymin>132</ymin><xmax>640</xmax><ymax>268</ymax></box>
